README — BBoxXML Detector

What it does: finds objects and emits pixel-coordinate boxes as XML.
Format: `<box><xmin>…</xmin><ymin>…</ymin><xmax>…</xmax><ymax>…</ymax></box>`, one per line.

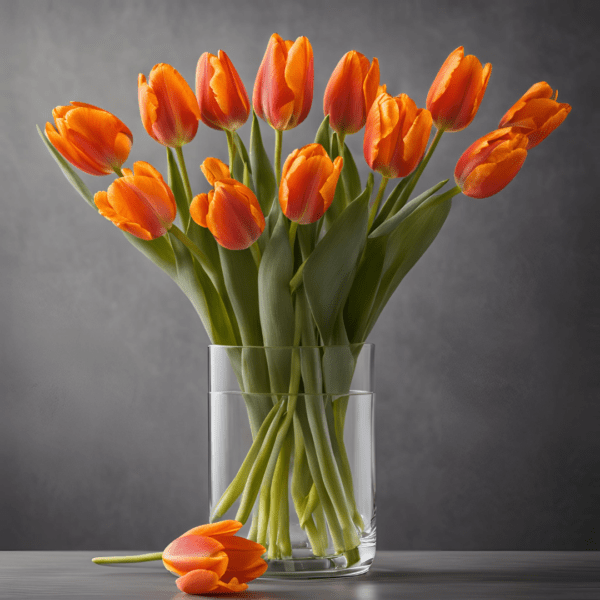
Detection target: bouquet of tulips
<box><xmin>39</xmin><ymin>33</ymin><xmax>570</xmax><ymax>568</ymax></box>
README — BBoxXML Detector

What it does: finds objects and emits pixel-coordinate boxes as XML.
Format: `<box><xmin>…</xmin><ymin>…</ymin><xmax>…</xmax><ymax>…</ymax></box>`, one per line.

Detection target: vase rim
<box><xmin>209</xmin><ymin>343</ymin><xmax>374</xmax><ymax>349</ymax></box>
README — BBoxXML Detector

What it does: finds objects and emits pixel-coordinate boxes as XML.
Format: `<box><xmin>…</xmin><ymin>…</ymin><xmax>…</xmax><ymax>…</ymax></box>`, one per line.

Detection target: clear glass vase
<box><xmin>208</xmin><ymin>344</ymin><xmax>375</xmax><ymax>578</ymax></box>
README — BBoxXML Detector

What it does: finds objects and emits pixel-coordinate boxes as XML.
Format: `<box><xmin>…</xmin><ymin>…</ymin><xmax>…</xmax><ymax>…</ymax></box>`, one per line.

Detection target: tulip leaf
<box><xmin>122</xmin><ymin>233</ymin><xmax>177</xmax><ymax>280</ymax></box>
<box><xmin>340</xmin><ymin>140</ymin><xmax>362</xmax><ymax>202</ymax></box>
<box><xmin>369</xmin><ymin>179</ymin><xmax>449</xmax><ymax>238</ymax></box>
<box><xmin>250</xmin><ymin>111</ymin><xmax>276</xmax><ymax>217</ymax></box>
<box><xmin>169</xmin><ymin>232</ymin><xmax>237</xmax><ymax>345</ymax></box>
<box><xmin>37</xmin><ymin>125</ymin><xmax>95</xmax><ymax>210</ymax></box>
<box><xmin>218</xmin><ymin>246</ymin><xmax>262</xmax><ymax>346</ymax></box>
<box><xmin>314</xmin><ymin>115</ymin><xmax>331</xmax><ymax>156</ymax></box>
<box><xmin>258</xmin><ymin>213</ymin><xmax>295</xmax><ymax>390</ymax></box>
<box><xmin>231</xmin><ymin>134</ymin><xmax>249</xmax><ymax>186</ymax></box>
<box><xmin>371</xmin><ymin>176</ymin><xmax>411</xmax><ymax>232</ymax></box>
<box><xmin>303</xmin><ymin>188</ymin><xmax>370</xmax><ymax>345</ymax></box>
<box><xmin>364</xmin><ymin>196</ymin><xmax>453</xmax><ymax>338</ymax></box>
<box><xmin>166</xmin><ymin>147</ymin><xmax>190</xmax><ymax>231</ymax></box>
<box><xmin>234</xmin><ymin>133</ymin><xmax>252</xmax><ymax>173</ymax></box>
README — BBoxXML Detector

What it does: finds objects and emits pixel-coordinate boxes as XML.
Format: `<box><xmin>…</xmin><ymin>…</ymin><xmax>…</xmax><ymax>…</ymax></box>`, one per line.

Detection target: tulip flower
<box><xmin>94</xmin><ymin>161</ymin><xmax>177</xmax><ymax>240</ymax></box>
<box><xmin>454</xmin><ymin>128</ymin><xmax>528</xmax><ymax>199</ymax></box>
<box><xmin>363</xmin><ymin>93</ymin><xmax>432</xmax><ymax>179</ymax></box>
<box><xmin>253</xmin><ymin>34</ymin><xmax>314</xmax><ymax>131</ymax></box>
<box><xmin>196</xmin><ymin>50</ymin><xmax>250</xmax><ymax>132</ymax></box>
<box><xmin>138</xmin><ymin>63</ymin><xmax>201</xmax><ymax>147</ymax></box>
<box><xmin>426</xmin><ymin>46</ymin><xmax>492</xmax><ymax>132</ymax></box>
<box><xmin>45</xmin><ymin>102</ymin><xmax>133</xmax><ymax>176</ymax></box>
<box><xmin>190</xmin><ymin>179</ymin><xmax>265</xmax><ymax>250</ymax></box>
<box><xmin>323</xmin><ymin>51</ymin><xmax>380</xmax><ymax>135</ymax></box>
<box><xmin>200</xmin><ymin>157</ymin><xmax>231</xmax><ymax>185</ymax></box>
<box><xmin>163</xmin><ymin>520</ymin><xmax>267</xmax><ymax>595</ymax></box>
<box><xmin>279</xmin><ymin>143</ymin><xmax>343</xmax><ymax>224</ymax></box>
<box><xmin>498</xmin><ymin>82</ymin><xmax>571</xmax><ymax>150</ymax></box>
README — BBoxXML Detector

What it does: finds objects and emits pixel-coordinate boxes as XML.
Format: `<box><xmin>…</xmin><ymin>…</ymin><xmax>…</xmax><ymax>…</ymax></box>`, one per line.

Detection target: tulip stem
<box><xmin>250</xmin><ymin>241</ymin><xmax>261</xmax><ymax>268</ymax></box>
<box><xmin>368</xmin><ymin>176</ymin><xmax>389</xmax><ymax>231</ymax></box>
<box><xmin>175</xmin><ymin>147</ymin><xmax>194</xmax><ymax>205</ymax></box>
<box><xmin>112</xmin><ymin>166</ymin><xmax>124</xmax><ymax>178</ymax></box>
<box><xmin>168</xmin><ymin>224</ymin><xmax>213</xmax><ymax>277</ymax></box>
<box><xmin>92</xmin><ymin>552</ymin><xmax>163</xmax><ymax>564</ymax></box>
<box><xmin>226</xmin><ymin>130</ymin><xmax>237</xmax><ymax>172</ymax></box>
<box><xmin>401</xmin><ymin>127</ymin><xmax>444</xmax><ymax>204</ymax></box>
<box><xmin>288</xmin><ymin>221</ymin><xmax>298</xmax><ymax>251</ymax></box>
<box><xmin>274</xmin><ymin>129</ymin><xmax>283</xmax><ymax>187</ymax></box>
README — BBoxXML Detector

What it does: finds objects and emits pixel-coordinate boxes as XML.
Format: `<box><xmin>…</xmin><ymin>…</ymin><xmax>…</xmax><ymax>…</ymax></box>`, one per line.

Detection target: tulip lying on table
<box><xmin>92</xmin><ymin>520</ymin><xmax>267</xmax><ymax>596</ymax></box>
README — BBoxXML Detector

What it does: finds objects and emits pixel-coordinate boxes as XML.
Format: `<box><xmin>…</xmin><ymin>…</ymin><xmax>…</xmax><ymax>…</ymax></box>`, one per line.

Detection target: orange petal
<box><xmin>201</xmin><ymin>157</ymin><xmax>231</xmax><ymax>185</ymax></box>
<box><xmin>176</xmin><ymin>569</ymin><xmax>220</xmax><ymax>594</ymax></box>
<box><xmin>163</xmin><ymin>535</ymin><xmax>228</xmax><ymax>578</ymax></box>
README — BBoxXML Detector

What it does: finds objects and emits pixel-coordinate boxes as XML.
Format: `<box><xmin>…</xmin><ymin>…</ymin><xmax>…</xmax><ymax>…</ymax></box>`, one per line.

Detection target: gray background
<box><xmin>1</xmin><ymin>0</ymin><xmax>598</xmax><ymax>551</ymax></box>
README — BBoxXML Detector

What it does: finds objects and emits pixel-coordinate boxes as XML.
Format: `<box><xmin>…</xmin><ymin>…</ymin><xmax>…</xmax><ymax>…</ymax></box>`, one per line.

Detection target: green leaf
<box><xmin>370</xmin><ymin>176</ymin><xmax>410</xmax><ymax>231</ymax></box>
<box><xmin>258</xmin><ymin>213</ymin><xmax>295</xmax><ymax>391</ymax></box>
<box><xmin>169</xmin><ymin>232</ymin><xmax>237</xmax><ymax>345</ymax></box>
<box><xmin>122</xmin><ymin>233</ymin><xmax>177</xmax><ymax>280</ymax></box>
<box><xmin>303</xmin><ymin>187</ymin><xmax>370</xmax><ymax>345</ymax></box>
<box><xmin>250</xmin><ymin>111</ymin><xmax>276</xmax><ymax>217</ymax></box>
<box><xmin>218</xmin><ymin>246</ymin><xmax>262</xmax><ymax>346</ymax></box>
<box><xmin>340</xmin><ymin>140</ymin><xmax>361</xmax><ymax>202</ymax></box>
<box><xmin>314</xmin><ymin>115</ymin><xmax>331</xmax><ymax>156</ymax></box>
<box><xmin>364</xmin><ymin>196</ymin><xmax>453</xmax><ymax>337</ymax></box>
<box><xmin>369</xmin><ymin>179</ymin><xmax>449</xmax><ymax>238</ymax></box>
<box><xmin>167</xmin><ymin>147</ymin><xmax>190</xmax><ymax>231</ymax></box>
<box><xmin>234</xmin><ymin>132</ymin><xmax>252</xmax><ymax>172</ymax></box>
<box><xmin>37</xmin><ymin>125</ymin><xmax>95</xmax><ymax>209</ymax></box>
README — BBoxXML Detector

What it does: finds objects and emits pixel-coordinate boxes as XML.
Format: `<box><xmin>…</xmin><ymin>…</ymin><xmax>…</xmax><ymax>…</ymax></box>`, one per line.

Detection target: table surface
<box><xmin>1</xmin><ymin>551</ymin><xmax>599</xmax><ymax>600</ymax></box>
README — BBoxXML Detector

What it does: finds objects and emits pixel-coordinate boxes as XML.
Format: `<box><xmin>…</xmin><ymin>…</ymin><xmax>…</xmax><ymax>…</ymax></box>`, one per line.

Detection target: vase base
<box><xmin>261</xmin><ymin>545</ymin><xmax>375</xmax><ymax>579</ymax></box>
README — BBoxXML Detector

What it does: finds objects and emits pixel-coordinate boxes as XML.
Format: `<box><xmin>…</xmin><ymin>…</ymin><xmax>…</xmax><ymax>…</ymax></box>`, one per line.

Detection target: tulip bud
<box><xmin>279</xmin><ymin>144</ymin><xmax>343</xmax><ymax>224</ymax></box>
<box><xmin>323</xmin><ymin>51</ymin><xmax>380</xmax><ymax>135</ymax></box>
<box><xmin>45</xmin><ymin>102</ymin><xmax>133</xmax><ymax>176</ymax></box>
<box><xmin>163</xmin><ymin>520</ymin><xmax>267</xmax><ymax>596</ymax></box>
<box><xmin>196</xmin><ymin>50</ymin><xmax>250</xmax><ymax>131</ymax></box>
<box><xmin>364</xmin><ymin>93</ymin><xmax>432</xmax><ymax>179</ymax></box>
<box><xmin>190</xmin><ymin>179</ymin><xmax>265</xmax><ymax>250</ymax></box>
<box><xmin>426</xmin><ymin>46</ymin><xmax>492</xmax><ymax>132</ymax></box>
<box><xmin>94</xmin><ymin>161</ymin><xmax>177</xmax><ymax>239</ymax></box>
<box><xmin>253</xmin><ymin>33</ymin><xmax>314</xmax><ymax>131</ymax></box>
<box><xmin>200</xmin><ymin>157</ymin><xmax>231</xmax><ymax>185</ymax></box>
<box><xmin>454</xmin><ymin>128</ymin><xmax>528</xmax><ymax>198</ymax></box>
<box><xmin>498</xmin><ymin>82</ymin><xmax>571</xmax><ymax>149</ymax></box>
<box><xmin>138</xmin><ymin>63</ymin><xmax>201</xmax><ymax>147</ymax></box>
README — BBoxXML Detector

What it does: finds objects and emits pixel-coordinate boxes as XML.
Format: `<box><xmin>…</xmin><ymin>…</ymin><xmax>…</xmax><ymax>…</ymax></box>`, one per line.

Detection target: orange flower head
<box><xmin>363</xmin><ymin>92</ymin><xmax>432</xmax><ymax>179</ymax></box>
<box><xmin>498</xmin><ymin>82</ymin><xmax>571</xmax><ymax>150</ymax></box>
<box><xmin>94</xmin><ymin>161</ymin><xmax>177</xmax><ymax>240</ymax></box>
<box><xmin>279</xmin><ymin>143</ymin><xmax>343</xmax><ymax>224</ymax></box>
<box><xmin>426</xmin><ymin>46</ymin><xmax>492</xmax><ymax>132</ymax></box>
<box><xmin>196</xmin><ymin>50</ymin><xmax>250</xmax><ymax>132</ymax></box>
<box><xmin>454</xmin><ymin>128</ymin><xmax>528</xmax><ymax>198</ymax></box>
<box><xmin>138</xmin><ymin>63</ymin><xmax>201</xmax><ymax>147</ymax></box>
<box><xmin>323</xmin><ymin>51</ymin><xmax>380</xmax><ymax>135</ymax></box>
<box><xmin>253</xmin><ymin>33</ymin><xmax>314</xmax><ymax>131</ymax></box>
<box><xmin>190</xmin><ymin>179</ymin><xmax>265</xmax><ymax>250</ymax></box>
<box><xmin>163</xmin><ymin>520</ymin><xmax>267</xmax><ymax>596</ymax></box>
<box><xmin>45</xmin><ymin>102</ymin><xmax>133</xmax><ymax>176</ymax></box>
<box><xmin>200</xmin><ymin>157</ymin><xmax>231</xmax><ymax>185</ymax></box>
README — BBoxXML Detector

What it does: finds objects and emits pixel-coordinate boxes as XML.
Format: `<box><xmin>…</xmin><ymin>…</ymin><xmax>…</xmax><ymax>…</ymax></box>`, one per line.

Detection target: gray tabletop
<box><xmin>1</xmin><ymin>551</ymin><xmax>599</xmax><ymax>599</ymax></box>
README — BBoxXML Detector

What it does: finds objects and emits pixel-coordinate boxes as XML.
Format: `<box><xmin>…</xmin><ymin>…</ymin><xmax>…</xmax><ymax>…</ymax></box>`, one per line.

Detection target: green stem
<box><xmin>250</xmin><ymin>241</ymin><xmax>261</xmax><ymax>269</ymax></box>
<box><xmin>274</xmin><ymin>129</ymin><xmax>283</xmax><ymax>187</ymax></box>
<box><xmin>168</xmin><ymin>224</ymin><xmax>214</xmax><ymax>279</ymax></box>
<box><xmin>92</xmin><ymin>552</ymin><xmax>162</xmax><ymax>564</ymax></box>
<box><xmin>368</xmin><ymin>176</ymin><xmax>389</xmax><ymax>231</ymax></box>
<box><xmin>112</xmin><ymin>166</ymin><xmax>124</xmax><ymax>178</ymax></box>
<box><xmin>289</xmin><ymin>258</ymin><xmax>307</xmax><ymax>294</ymax></box>
<box><xmin>288</xmin><ymin>221</ymin><xmax>298</xmax><ymax>251</ymax></box>
<box><xmin>175</xmin><ymin>146</ymin><xmax>193</xmax><ymax>204</ymax></box>
<box><xmin>226</xmin><ymin>130</ymin><xmax>236</xmax><ymax>171</ymax></box>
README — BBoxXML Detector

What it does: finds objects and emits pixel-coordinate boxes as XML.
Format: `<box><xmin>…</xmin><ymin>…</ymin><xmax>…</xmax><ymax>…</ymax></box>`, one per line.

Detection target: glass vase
<box><xmin>208</xmin><ymin>344</ymin><xmax>376</xmax><ymax>578</ymax></box>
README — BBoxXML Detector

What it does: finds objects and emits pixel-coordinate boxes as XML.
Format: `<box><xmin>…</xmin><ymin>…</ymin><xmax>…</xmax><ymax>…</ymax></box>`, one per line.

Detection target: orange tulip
<box><xmin>363</xmin><ymin>93</ymin><xmax>432</xmax><ymax>179</ymax></box>
<box><xmin>163</xmin><ymin>520</ymin><xmax>267</xmax><ymax>595</ymax></box>
<box><xmin>454</xmin><ymin>128</ymin><xmax>528</xmax><ymax>198</ymax></box>
<box><xmin>253</xmin><ymin>33</ymin><xmax>314</xmax><ymax>131</ymax></box>
<box><xmin>190</xmin><ymin>179</ymin><xmax>265</xmax><ymax>250</ymax></box>
<box><xmin>45</xmin><ymin>102</ymin><xmax>133</xmax><ymax>176</ymax></box>
<box><xmin>426</xmin><ymin>46</ymin><xmax>492</xmax><ymax>132</ymax></box>
<box><xmin>196</xmin><ymin>50</ymin><xmax>250</xmax><ymax>131</ymax></box>
<box><xmin>279</xmin><ymin>143</ymin><xmax>343</xmax><ymax>224</ymax></box>
<box><xmin>94</xmin><ymin>161</ymin><xmax>176</xmax><ymax>240</ymax></box>
<box><xmin>200</xmin><ymin>157</ymin><xmax>231</xmax><ymax>185</ymax></box>
<box><xmin>138</xmin><ymin>63</ymin><xmax>201</xmax><ymax>147</ymax></box>
<box><xmin>323</xmin><ymin>51</ymin><xmax>380</xmax><ymax>135</ymax></box>
<box><xmin>498</xmin><ymin>82</ymin><xmax>571</xmax><ymax>150</ymax></box>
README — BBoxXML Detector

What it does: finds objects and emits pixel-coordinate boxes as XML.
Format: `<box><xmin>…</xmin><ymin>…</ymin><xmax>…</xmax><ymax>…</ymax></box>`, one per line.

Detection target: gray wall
<box><xmin>1</xmin><ymin>0</ymin><xmax>598</xmax><ymax>551</ymax></box>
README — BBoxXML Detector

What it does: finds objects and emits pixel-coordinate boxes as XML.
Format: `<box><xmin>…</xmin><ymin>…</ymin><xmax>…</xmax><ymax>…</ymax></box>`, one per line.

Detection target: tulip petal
<box><xmin>212</xmin><ymin>534</ymin><xmax>266</xmax><ymax>572</ymax></box>
<box><xmin>222</xmin><ymin>557</ymin><xmax>269</xmax><ymax>584</ymax></box>
<box><xmin>426</xmin><ymin>46</ymin><xmax>464</xmax><ymax>107</ymax></box>
<box><xmin>176</xmin><ymin>569</ymin><xmax>220</xmax><ymax>594</ymax></box>
<box><xmin>190</xmin><ymin>193</ymin><xmax>210</xmax><ymax>228</ymax></box>
<box><xmin>201</xmin><ymin>157</ymin><xmax>231</xmax><ymax>185</ymax></box>
<box><xmin>163</xmin><ymin>535</ymin><xmax>228</xmax><ymax>578</ymax></box>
